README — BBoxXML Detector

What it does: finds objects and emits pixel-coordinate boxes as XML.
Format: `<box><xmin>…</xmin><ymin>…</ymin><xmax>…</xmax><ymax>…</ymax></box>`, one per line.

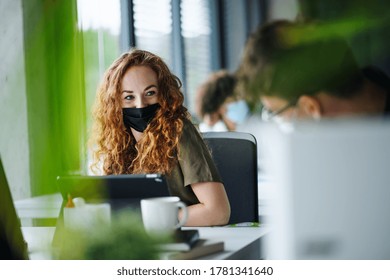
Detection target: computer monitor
<box><xmin>259</xmin><ymin>118</ymin><xmax>390</xmax><ymax>259</ymax></box>
<box><xmin>0</xmin><ymin>157</ymin><xmax>28</xmax><ymax>259</ymax></box>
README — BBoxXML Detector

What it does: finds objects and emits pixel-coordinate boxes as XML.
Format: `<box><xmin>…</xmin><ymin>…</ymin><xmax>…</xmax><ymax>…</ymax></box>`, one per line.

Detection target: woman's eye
<box><xmin>124</xmin><ymin>95</ymin><xmax>134</xmax><ymax>100</ymax></box>
<box><xmin>146</xmin><ymin>90</ymin><xmax>156</xmax><ymax>96</ymax></box>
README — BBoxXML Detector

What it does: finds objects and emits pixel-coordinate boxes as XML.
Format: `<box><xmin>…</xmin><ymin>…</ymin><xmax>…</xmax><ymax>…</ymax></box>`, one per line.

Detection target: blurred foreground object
<box><xmin>57</xmin><ymin>210</ymin><xmax>166</xmax><ymax>260</ymax></box>
<box><xmin>259</xmin><ymin>118</ymin><xmax>390</xmax><ymax>259</ymax></box>
<box><xmin>236</xmin><ymin>20</ymin><xmax>390</xmax><ymax>120</ymax></box>
<box><xmin>0</xmin><ymin>158</ymin><xmax>28</xmax><ymax>260</ymax></box>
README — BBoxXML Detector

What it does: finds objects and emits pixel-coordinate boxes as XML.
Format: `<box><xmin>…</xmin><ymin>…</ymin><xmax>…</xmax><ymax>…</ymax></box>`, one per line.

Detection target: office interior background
<box><xmin>1</xmin><ymin>0</ymin><xmax>389</xmax><ymax>201</ymax></box>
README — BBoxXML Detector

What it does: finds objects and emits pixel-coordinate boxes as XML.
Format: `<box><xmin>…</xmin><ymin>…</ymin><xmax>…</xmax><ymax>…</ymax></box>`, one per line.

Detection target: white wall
<box><xmin>0</xmin><ymin>0</ymin><xmax>31</xmax><ymax>199</ymax></box>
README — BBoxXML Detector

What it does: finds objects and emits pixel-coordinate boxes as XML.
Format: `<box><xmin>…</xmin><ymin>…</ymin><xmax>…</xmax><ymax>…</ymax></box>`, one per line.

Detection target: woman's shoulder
<box><xmin>179</xmin><ymin>117</ymin><xmax>206</xmax><ymax>149</ymax></box>
<box><xmin>181</xmin><ymin>117</ymin><xmax>200</xmax><ymax>135</ymax></box>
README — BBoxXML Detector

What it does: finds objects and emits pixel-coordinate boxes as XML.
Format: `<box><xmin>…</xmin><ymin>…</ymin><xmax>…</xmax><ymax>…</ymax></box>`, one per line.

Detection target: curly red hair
<box><xmin>90</xmin><ymin>49</ymin><xmax>189</xmax><ymax>175</ymax></box>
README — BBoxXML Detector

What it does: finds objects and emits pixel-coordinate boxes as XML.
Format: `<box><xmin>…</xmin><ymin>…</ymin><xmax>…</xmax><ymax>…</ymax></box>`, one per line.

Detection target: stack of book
<box><xmin>159</xmin><ymin>229</ymin><xmax>224</xmax><ymax>260</ymax></box>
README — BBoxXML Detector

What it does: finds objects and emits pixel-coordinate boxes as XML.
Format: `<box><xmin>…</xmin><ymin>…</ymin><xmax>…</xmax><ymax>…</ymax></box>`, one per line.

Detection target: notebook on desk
<box><xmin>161</xmin><ymin>239</ymin><xmax>225</xmax><ymax>260</ymax></box>
<box><xmin>159</xmin><ymin>229</ymin><xmax>200</xmax><ymax>251</ymax></box>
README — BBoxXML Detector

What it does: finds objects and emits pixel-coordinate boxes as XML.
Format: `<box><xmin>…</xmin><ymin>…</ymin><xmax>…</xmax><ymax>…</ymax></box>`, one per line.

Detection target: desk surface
<box><xmin>17</xmin><ymin>193</ymin><xmax>268</xmax><ymax>260</ymax></box>
<box><xmin>186</xmin><ymin>226</ymin><xmax>268</xmax><ymax>260</ymax></box>
<box><xmin>22</xmin><ymin>226</ymin><xmax>268</xmax><ymax>260</ymax></box>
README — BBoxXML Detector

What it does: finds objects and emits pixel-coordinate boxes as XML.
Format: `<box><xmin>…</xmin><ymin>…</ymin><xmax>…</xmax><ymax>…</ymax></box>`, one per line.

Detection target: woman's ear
<box><xmin>297</xmin><ymin>95</ymin><xmax>322</xmax><ymax>119</ymax></box>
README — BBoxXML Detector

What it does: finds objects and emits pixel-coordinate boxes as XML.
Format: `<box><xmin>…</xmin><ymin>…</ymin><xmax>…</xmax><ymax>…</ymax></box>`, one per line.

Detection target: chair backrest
<box><xmin>202</xmin><ymin>132</ymin><xmax>259</xmax><ymax>224</ymax></box>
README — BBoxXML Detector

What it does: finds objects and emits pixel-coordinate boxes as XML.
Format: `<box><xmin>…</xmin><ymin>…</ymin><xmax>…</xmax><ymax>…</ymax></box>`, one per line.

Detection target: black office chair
<box><xmin>202</xmin><ymin>132</ymin><xmax>259</xmax><ymax>224</ymax></box>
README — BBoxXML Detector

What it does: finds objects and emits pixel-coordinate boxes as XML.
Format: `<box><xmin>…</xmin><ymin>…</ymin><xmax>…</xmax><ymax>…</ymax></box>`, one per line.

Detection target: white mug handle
<box><xmin>175</xmin><ymin>201</ymin><xmax>188</xmax><ymax>228</ymax></box>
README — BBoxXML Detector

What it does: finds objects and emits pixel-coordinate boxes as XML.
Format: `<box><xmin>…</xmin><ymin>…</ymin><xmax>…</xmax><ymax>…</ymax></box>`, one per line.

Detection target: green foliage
<box><xmin>23</xmin><ymin>0</ymin><xmax>86</xmax><ymax>195</ymax></box>
<box><xmin>57</xmin><ymin>210</ymin><xmax>170</xmax><ymax>260</ymax></box>
<box><xmin>22</xmin><ymin>1</ymin><xmax>121</xmax><ymax>196</ymax></box>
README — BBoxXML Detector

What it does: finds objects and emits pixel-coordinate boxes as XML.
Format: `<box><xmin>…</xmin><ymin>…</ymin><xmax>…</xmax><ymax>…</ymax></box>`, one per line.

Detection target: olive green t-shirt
<box><xmin>165</xmin><ymin>118</ymin><xmax>222</xmax><ymax>206</ymax></box>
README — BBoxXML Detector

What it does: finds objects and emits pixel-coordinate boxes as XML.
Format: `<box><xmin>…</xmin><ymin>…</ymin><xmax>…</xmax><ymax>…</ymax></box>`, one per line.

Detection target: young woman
<box><xmin>90</xmin><ymin>49</ymin><xmax>230</xmax><ymax>226</ymax></box>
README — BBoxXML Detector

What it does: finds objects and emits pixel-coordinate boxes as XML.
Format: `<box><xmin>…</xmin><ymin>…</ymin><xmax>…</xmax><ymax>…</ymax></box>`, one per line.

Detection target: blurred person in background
<box><xmin>236</xmin><ymin>20</ymin><xmax>390</xmax><ymax>123</ymax></box>
<box><xmin>195</xmin><ymin>70</ymin><xmax>249</xmax><ymax>132</ymax></box>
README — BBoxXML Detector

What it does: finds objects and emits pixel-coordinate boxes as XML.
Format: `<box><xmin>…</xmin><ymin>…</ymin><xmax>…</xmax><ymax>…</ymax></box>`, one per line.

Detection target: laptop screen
<box><xmin>57</xmin><ymin>174</ymin><xmax>170</xmax><ymax>210</ymax></box>
<box><xmin>53</xmin><ymin>174</ymin><xmax>170</xmax><ymax>251</ymax></box>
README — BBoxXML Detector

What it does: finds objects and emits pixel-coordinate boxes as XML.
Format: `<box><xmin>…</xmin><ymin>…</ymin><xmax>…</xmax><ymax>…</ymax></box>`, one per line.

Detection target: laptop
<box><xmin>57</xmin><ymin>174</ymin><xmax>170</xmax><ymax>211</ymax></box>
<box><xmin>53</xmin><ymin>174</ymin><xmax>170</xmax><ymax>251</ymax></box>
<box><xmin>0</xmin><ymin>157</ymin><xmax>29</xmax><ymax>259</ymax></box>
<box><xmin>259</xmin><ymin>118</ymin><xmax>390</xmax><ymax>259</ymax></box>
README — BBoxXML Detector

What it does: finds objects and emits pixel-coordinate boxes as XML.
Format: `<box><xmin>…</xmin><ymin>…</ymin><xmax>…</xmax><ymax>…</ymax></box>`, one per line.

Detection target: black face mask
<box><xmin>122</xmin><ymin>103</ymin><xmax>160</xmax><ymax>132</ymax></box>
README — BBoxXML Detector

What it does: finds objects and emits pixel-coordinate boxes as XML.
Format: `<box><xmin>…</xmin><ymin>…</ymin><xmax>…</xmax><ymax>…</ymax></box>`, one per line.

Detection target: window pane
<box><xmin>77</xmin><ymin>0</ymin><xmax>121</xmax><ymax>130</ymax></box>
<box><xmin>181</xmin><ymin>0</ymin><xmax>212</xmax><ymax>113</ymax></box>
<box><xmin>77</xmin><ymin>0</ymin><xmax>121</xmax><ymax>172</ymax></box>
<box><xmin>133</xmin><ymin>0</ymin><xmax>173</xmax><ymax>67</ymax></box>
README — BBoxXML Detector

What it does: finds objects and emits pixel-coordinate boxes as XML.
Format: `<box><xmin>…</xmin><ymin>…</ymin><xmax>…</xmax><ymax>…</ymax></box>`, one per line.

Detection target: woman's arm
<box><xmin>180</xmin><ymin>182</ymin><xmax>230</xmax><ymax>226</ymax></box>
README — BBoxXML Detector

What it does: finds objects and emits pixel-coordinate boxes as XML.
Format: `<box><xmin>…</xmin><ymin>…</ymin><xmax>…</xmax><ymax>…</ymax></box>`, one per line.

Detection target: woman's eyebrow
<box><xmin>122</xmin><ymin>84</ymin><xmax>157</xmax><ymax>94</ymax></box>
<box><xmin>144</xmin><ymin>84</ymin><xmax>157</xmax><ymax>91</ymax></box>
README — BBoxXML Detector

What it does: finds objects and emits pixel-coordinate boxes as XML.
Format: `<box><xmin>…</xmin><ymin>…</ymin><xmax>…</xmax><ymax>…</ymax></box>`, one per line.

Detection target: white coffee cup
<box><xmin>141</xmin><ymin>196</ymin><xmax>188</xmax><ymax>234</ymax></box>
